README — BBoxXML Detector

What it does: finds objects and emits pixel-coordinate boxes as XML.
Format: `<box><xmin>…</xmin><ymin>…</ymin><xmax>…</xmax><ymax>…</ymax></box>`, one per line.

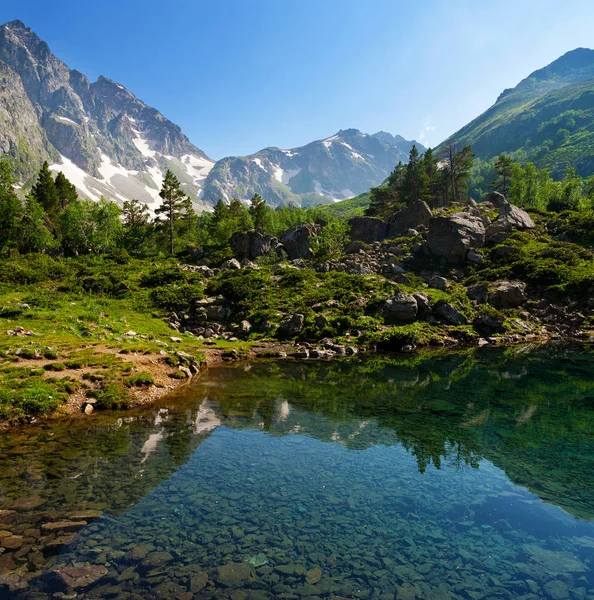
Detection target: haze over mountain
<box><xmin>0</xmin><ymin>20</ymin><xmax>421</xmax><ymax>209</ymax></box>
<box><xmin>440</xmin><ymin>48</ymin><xmax>594</xmax><ymax>177</ymax></box>
<box><xmin>203</xmin><ymin>129</ymin><xmax>422</xmax><ymax>207</ymax></box>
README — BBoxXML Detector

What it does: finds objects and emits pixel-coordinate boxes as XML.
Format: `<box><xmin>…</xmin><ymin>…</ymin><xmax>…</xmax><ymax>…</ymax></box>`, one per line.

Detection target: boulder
<box><xmin>388</xmin><ymin>200</ymin><xmax>433</xmax><ymax>237</ymax></box>
<box><xmin>221</xmin><ymin>258</ymin><xmax>241</xmax><ymax>270</ymax></box>
<box><xmin>50</xmin><ymin>565</ymin><xmax>108</xmax><ymax>590</ymax></box>
<box><xmin>383</xmin><ymin>293</ymin><xmax>418</xmax><ymax>321</ymax></box>
<box><xmin>428</xmin><ymin>275</ymin><xmax>448</xmax><ymax>291</ymax></box>
<box><xmin>483</xmin><ymin>191</ymin><xmax>508</xmax><ymax>208</ymax></box>
<box><xmin>486</xmin><ymin>204</ymin><xmax>535</xmax><ymax>241</ymax></box>
<box><xmin>488</xmin><ymin>281</ymin><xmax>527</xmax><ymax>308</ymax></box>
<box><xmin>427</xmin><ymin>213</ymin><xmax>485</xmax><ymax>262</ymax></box>
<box><xmin>433</xmin><ymin>301</ymin><xmax>467</xmax><ymax>325</ymax></box>
<box><xmin>348</xmin><ymin>216</ymin><xmax>389</xmax><ymax>244</ymax></box>
<box><xmin>280</xmin><ymin>223</ymin><xmax>321</xmax><ymax>259</ymax></box>
<box><xmin>473</xmin><ymin>313</ymin><xmax>505</xmax><ymax>336</ymax></box>
<box><xmin>467</xmin><ymin>283</ymin><xmax>488</xmax><ymax>304</ymax></box>
<box><xmin>412</xmin><ymin>292</ymin><xmax>431</xmax><ymax>314</ymax></box>
<box><xmin>237</xmin><ymin>320</ymin><xmax>252</xmax><ymax>338</ymax></box>
<box><xmin>277</xmin><ymin>314</ymin><xmax>305</xmax><ymax>338</ymax></box>
<box><xmin>229</xmin><ymin>230</ymin><xmax>278</xmax><ymax>260</ymax></box>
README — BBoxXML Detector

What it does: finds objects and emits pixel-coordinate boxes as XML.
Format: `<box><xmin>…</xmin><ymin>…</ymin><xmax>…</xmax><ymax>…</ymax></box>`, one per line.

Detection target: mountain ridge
<box><xmin>439</xmin><ymin>47</ymin><xmax>594</xmax><ymax>177</ymax></box>
<box><xmin>0</xmin><ymin>20</ymin><xmax>421</xmax><ymax>209</ymax></box>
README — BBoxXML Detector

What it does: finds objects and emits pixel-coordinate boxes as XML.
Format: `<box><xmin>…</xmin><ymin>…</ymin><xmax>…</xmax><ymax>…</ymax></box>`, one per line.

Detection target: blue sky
<box><xmin>2</xmin><ymin>0</ymin><xmax>593</xmax><ymax>159</ymax></box>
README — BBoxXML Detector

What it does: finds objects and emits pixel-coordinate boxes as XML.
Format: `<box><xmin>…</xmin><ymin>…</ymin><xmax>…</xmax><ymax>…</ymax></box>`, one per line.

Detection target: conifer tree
<box><xmin>122</xmin><ymin>199</ymin><xmax>150</xmax><ymax>228</ymax></box>
<box><xmin>0</xmin><ymin>161</ymin><xmax>22</xmax><ymax>252</ymax></box>
<box><xmin>400</xmin><ymin>145</ymin><xmax>428</xmax><ymax>204</ymax></box>
<box><xmin>249</xmin><ymin>193</ymin><xmax>267</xmax><ymax>230</ymax></box>
<box><xmin>54</xmin><ymin>172</ymin><xmax>78</xmax><ymax>210</ymax></box>
<box><xmin>490</xmin><ymin>154</ymin><xmax>514</xmax><ymax>197</ymax></box>
<box><xmin>421</xmin><ymin>148</ymin><xmax>441</xmax><ymax>206</ymax></box>
<box><xmin>19</xmin><ymin>196</ymin><xmax>55</xmax><ymax>254</ymax></box>
<box><xmin>155</xmin><ymin>170</ymin><xmax>189</xmax><ymax>255</ymax></box>
<box><xmin>31</xmin><ymin>161</ymin><xmax>60</xmax><ymax>218</ymax></box>
<box><xmin>365</xmin><ymin>187</ymin><xmax>398</xmax><ymax>218</ymax></box>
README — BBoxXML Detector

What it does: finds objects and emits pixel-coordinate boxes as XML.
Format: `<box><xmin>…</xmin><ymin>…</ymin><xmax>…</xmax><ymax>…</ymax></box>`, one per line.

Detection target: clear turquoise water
<box><xmin>2</xmin><ymin>347</ymin><xmax>594</xmax><ymax>599</ymax></box>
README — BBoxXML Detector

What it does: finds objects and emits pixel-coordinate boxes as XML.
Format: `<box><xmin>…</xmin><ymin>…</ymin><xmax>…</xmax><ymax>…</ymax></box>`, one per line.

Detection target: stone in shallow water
<box><xmin>543</xmin><ymin>579</ymin><xmax>569</xmax><ymax>600</ymax></box>
<box><xmin>141</xmin><ymin>551</ymin><xmax>173</xmax><ymax>568</ymax></box>
<box><xmin>50</xmin><ymin>565</ymin><xmax>108</xmax><ymax>590</ymax></box>
<box><xmin>305</xmin><ymin>566</ymin><xmax>322</xmax><ymax>584</ymax></box>
<box><xmin>216</xmin><ymin>562</ymin><xmax>255</xmax><ymax>587</ymax></box>
<box><xmin>190</xmin><ymin>571</ymin><xmax>209</xmax><ymax>593</ymax></box>
<box><xmin>124</xmin><ymin>543</ymin><xmax>154</xmax><ymax>562</ymax></box>
<box><xmin>247</xmin><ymin>553</ymin><xmax>268</xmax><ymax>567</ymax></box>
<box><xmin>41</xmin><ymin>521</ymin><xmax>87</xmax><ymax>532</ymax></box>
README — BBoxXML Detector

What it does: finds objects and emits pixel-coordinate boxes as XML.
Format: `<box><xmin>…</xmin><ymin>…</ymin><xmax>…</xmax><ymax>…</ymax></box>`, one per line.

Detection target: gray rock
<box><xmin>433</xmin><ymin>300</ymin><xmax>467</xmax><ymax>325</ymax></box>
<box><xmin>467</xmin><ymin>283</ymin><xmax>488</xmax><ymax>303</ymax></box>
<box><xmin>384</xmin><ymin>293</ymin><xmax>418</xmax><ymax>321</ymax></box>
<box><xmin>278</xmin><ymin>313</ymin><xmax>305</xmax><ymax>338</ymax></box>
<box><xmin>230</xmin><ymin>230</ymin><xmax>278</xmax><ymax>260</ymax></box>
<box><xmin>412</xmin><ymin>292</ymin><xmax>431</xmax><ymax>313</ymax></box>
<box><xmin>486</xmin><ymin>204</ymin><xmax>535</xmax><ymax>241</ymax></box>
<box><xmin>428</xmin><ymin>275</ymin><xmax>448</xmax><ymax>291</ymax></box>
<box><xmin>466</xmin><ymin>249</ymin><xmax>484</xmax><ymax>264</ymax></box>
<box><xmin>280</xmin><ymin>223</ymin><xmax>321</xmax><ymax>259</ymax></box>
<box><xmin>237</xmin><ymin>320</ymin><xmax>252</xmax><ymax>337</ymax></box>
<box><xmin>427</xmin><ymin>212</ymin><xmax>486</xmax><ymax>262</ymax></box>
<box><xmin>314</xmin><ymin>314</ymin><xmax>330</xmax><ymax>330</ymax></box>
<box><xmin>221</xmin><ymin>258</ymin><xmax>241</xmax><ymax>270</ymax></box>
<box><xmin>388</xmin><ymin>200</ymin><xmax>433</xmax><ymax>237</ymax></box>
<box><xmin>483</xmin><ymin>191</ymin><xmax>508</xmax><ymax>208</ymax></box>
<box><xmin>473</xmin><ymin>313</ymin><xmax>505</xmax><ymax>335</ymax></box>
<box><xmin>488</xmin><ymin>280</ymin><xmax>527</xmax><ymax>308</ymax></box>
<box><xmin>348</xmin><ymin>216</ymin><xmax>389</xmax><ymax>243</ymax></box>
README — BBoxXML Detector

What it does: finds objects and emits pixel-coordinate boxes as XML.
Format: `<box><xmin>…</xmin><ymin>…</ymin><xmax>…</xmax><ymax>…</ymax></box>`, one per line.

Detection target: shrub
<box><xmin>90</xmin><ymin>382</ymin><xmax>132</xmax><ymax>410</ymax></box>
<box><xmin>149</xmin><ymin>284</ymin><xmax>204</xmax><ymax>312</ymax></box>
<box><xmin>125</xmin><ymin>371</ymin><xmax>155</xmax><ymax>387</ymax></box>
<box><xmin>140</xmin><ymin>265</ymin><xmax>187</xmax><ymax>288</ymax></box>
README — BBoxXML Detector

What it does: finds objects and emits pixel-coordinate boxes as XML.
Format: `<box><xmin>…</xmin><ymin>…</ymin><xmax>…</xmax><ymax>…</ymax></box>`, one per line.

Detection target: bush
<box><xmin>140</xmin><ymin>265</ymin><xmax>187</xmax><ymax>288</ymax></box>
<box><xmin>149</xmin><ymin>284</ymin><xmax>204</xmax><ymax>312</ymax></box>
<box><xmin>125</xmin><ymin>371</ymin><xmax>155</xmax><ymax>387</ymax></box>
<box><xmin>90</xmin><ymin>382</ymin><xmax>132</xmax><ymax>410</ymax></box>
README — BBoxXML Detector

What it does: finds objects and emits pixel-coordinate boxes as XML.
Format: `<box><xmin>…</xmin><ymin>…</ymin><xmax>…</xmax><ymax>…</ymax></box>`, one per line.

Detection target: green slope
<box><xmin>439</xmin><ymin>48</ymin><xmax>594</xmax><ymax>177</ymax></box>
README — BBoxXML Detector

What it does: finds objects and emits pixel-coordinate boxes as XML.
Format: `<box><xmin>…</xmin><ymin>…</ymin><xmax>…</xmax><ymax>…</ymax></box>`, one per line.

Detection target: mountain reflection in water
<box><xmin>1</xmin><ymin>346</ymin><xmax>594</xmax><ymax>598</ymax></box>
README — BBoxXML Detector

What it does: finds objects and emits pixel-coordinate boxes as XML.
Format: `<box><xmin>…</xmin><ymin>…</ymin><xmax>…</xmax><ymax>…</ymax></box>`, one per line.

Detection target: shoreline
<box><xmin>2</xmin><ymin>331</ymin><xmax>588</xmax><ymax>431</ymax></box>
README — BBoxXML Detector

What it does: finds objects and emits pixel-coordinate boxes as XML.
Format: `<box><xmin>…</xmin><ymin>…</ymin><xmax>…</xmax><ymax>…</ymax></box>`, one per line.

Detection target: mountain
<box><xmin>202</xmin><ymin>129</ymin><xmax>422</xmax><ymax>206</ymax></box>
<box><xmin>0</xmin><ymin>20</ymin><xmax>422</xmax><ymax>210</ymax></box>
<box><xmin>0</xmin><ymin>20</ymin><xmax>215</xmax><ymax>209</ymax></box>
<box><xmin>439</xmin><ymin>48</ymin><xmax>594</xmax><ymax>176</ymax></box>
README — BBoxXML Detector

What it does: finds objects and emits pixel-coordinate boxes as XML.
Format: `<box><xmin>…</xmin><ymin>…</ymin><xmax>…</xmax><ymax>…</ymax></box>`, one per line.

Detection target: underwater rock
<box><xmin>49</xmin><ymin>565</ymin><xmax>108</xmax><ymax>590</ymax></box>
<box><xmin>305</xmin><ymin>566</ymin><xmax>322</xmax><ymax>584</ymax></box>
<box><xmin>216</xmin><ymin>562</ymin><xmax>255</xmax><ymax>587</ymax></box>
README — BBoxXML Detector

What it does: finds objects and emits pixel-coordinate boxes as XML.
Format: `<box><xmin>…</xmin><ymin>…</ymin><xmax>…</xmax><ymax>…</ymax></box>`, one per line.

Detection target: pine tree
<box><xmin>0</xmin><ymin>160</ymin><xmax>22</xmax><ymax>252</ymax></box>
<box><xmin>155</xmin><ymin>170</ymin><xmax>189</xmax><ymax>255</ymax></box>
<box><xmin>54</xmin><ymin>172</ymin><xmax>78</xmax><ymax>210</ymax></box>
<box><xmin>19</xmin><ymin>196</ymin><xmax>55</xmax><ymax>253</ymax></box>
<box><xmin>249</xmin><ymin>193</ymin><xmax>267</xmax><ymax>230</ymax></box>
<box><xmin>31</xmin><ymin>161</ymin><xmax>60</xmax><ymax>218</ymax></box>
<box><xmin>421</xmin><ymin>148</ymin><xmax>441</xmax><ymax>206</ymax></box>
<box><xmin>365</xmin><ymin>187</ymin><xmax>398</xmax><ymax>218</ymax></box>
<box><xmin>490</xmin><ymin>154</ymin><xmax>514</xmax><ymax>197</ymax></box>
<box><xmin>400</xmin><ymin>145</ymin><xmax>428</xmax><ymax>204</ymax></box>
<box><xmin>122</xmin><ymin>199</ymin><xmax>150</xmax><ymax>228</ymax></box>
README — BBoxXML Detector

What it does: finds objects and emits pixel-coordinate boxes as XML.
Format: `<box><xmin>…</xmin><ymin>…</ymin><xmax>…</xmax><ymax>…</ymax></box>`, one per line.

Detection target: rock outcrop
<box><xmin>229</xmin><ymin>230</ymin><xmax>278</xmax><ymax>261</ymax></box>
<box><xmin>280</xmin><ymin>223</ymin><xmax>321</xmax><ymax>259</ymax></box>
<box><xmin>349</xmin><ymin>216</ymin><xmax>389</xmax><ymax>244</ymax></box>
<box><xmin>388</xmin><ymin>200</ymin><xmax>433</xmax><ymax>237</ymax></box>
<box><xmin>427</xmin><ymin>213</ymin><xmax>486</xmax><ymax>262</ymax></box>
